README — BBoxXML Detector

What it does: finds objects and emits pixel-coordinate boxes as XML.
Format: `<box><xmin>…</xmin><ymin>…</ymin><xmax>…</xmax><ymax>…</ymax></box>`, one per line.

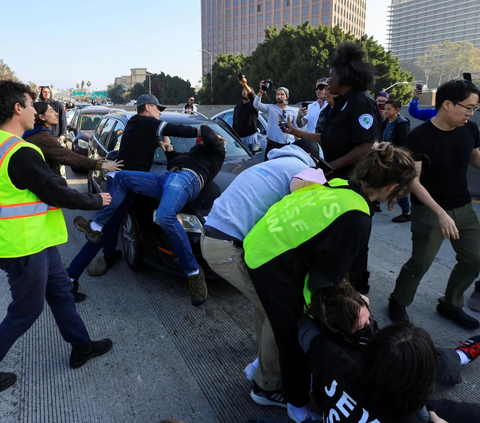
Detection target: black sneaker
<box><xmin>187</xmin><ymin>266</ymin><xmax>207</xmax><ymax>306</ymax></box>
<box><xmin>74</xmin><ymin>216</ymin><xmax>102</xmax><ymax>243</ymax></box>
<box><xmin>391</xmin><ymin>213</ymin><xmax>411</xmax><ymax>223</ymax></box>
<box><xmin>388</xmin><ymin>297</ymin><xmax>410</xmax><ymax>322</ymax></box>
<box><xmin>250</xmin><ymin>382</ymin><xmax>287</xmax><ymax>409</ymax></box>
<box><xmin>456</xmin><ymin>335</ymin><xmax>480</xmax><ymax>361</ymax></box>
<box><xmin>0</xmin><ymin>372</ymin><xmax>17</xmax><ymax>392</ymax></box>
<box><xmin>436</xmin><ymin>305</ymin><xmax>480</xmax><ymax>329</ymax></box>
<box><xmin>71</xmin><ymin>279</ymin><xmax>86</xmax><ymax>303</ymax></box>
<box><xmin>104</xmin><ymin>250</ymin><xmax>122</xmax><ymax>268</ymax></box>
<box><xmin>70</xmin><ymin>339</ymin><xmax>113</xmax><ymax>369</ymax></box>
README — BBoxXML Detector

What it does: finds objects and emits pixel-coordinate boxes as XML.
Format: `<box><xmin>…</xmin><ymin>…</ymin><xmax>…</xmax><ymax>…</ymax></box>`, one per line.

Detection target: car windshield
<box><xmin>153</xmin><ymin>122</ymin><xmax>249</xmax><ymax>163</ymax></box>
<box><xmin>79</xmin><ymin>113</ymin><xmax>107</xmax><ymax>130</ymax></box>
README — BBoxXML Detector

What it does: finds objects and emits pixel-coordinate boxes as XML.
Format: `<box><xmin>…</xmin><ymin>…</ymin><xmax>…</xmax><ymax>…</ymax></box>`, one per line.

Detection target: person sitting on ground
<box><xmin>74</xmin><ymin>125</ymin><xmax>226</xmax><ymax>307</ymax></box>
<box><xmin>299</xmin><ymin>282</ymin><xmax>480</xmax><ymax>423</ymax></box>
<box><xmin>24</xmin><ymin>102</ymin><xmax>123</xmax><ymax>177</ymax></box>
<box><xmin>243</xmin><ymin>143</ymin><xmax>417</xmax><ymax>423</ymax></box>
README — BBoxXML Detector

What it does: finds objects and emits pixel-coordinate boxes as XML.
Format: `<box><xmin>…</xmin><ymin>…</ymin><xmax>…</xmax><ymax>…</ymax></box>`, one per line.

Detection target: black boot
<box><xmin>0</xmin><ymin>372</ymin><xmax>17</xmax><ymax>392</ymax></box>
<box><xmin>70</xmin><ymin>339</ymin><xmax>113</xmax><ymax>369</ymax></box>
<box><xmin>70</xmin><ymin>279</ymin><xmax>87</xmax><ymax>303</ymax></box>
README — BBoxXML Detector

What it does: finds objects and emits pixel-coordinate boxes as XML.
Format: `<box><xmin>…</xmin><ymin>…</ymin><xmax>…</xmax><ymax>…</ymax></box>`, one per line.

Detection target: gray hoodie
<box><xmin>205</xmin><ymin>145</ymin><xmax>316</xmax><ymax>240</ymax></box>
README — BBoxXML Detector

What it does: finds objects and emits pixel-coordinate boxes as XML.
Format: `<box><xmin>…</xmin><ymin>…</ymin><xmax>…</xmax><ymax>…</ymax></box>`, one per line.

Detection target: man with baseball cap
<box><xmin>296</xmin><ymin>78</ymin><xmax>328</xmax><ymax>133</ymax></box>
<box><xmin>253</xmin><ymin>83</ymin><xmax>298</xmax><ymax>160</ymax></box>
<box><xmin>65</xmin><ymin>93</ymin><xmax>202</xmax><ymax>302</ymax></box>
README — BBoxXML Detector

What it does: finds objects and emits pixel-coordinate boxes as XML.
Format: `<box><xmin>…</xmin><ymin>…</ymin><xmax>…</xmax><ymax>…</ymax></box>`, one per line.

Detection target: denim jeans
<box><xmin>93</xmin><ymin>170</ymin><xmax>201</xmax><ymax>274</ymax></box>
<box><xmin>0</xmin><ymin>247</ymin><xmax>90</xmax><ymax>362</ymax></box>
<box><xmin>397</xmin><ymin>195</ymin><xmax>411</xmax><ymax>214</ymax></box>
<box><xmin>67</xmin><ymin>176</ymin><xmax>132</xmax><ymax>280</ymax></box>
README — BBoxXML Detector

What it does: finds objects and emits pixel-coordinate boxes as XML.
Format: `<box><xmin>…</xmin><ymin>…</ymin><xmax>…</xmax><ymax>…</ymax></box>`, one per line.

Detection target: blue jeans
<box><xmin>67</xmin><ymin>176</ymin><xmax>132</xmax><ymax>280</ymax></box>
<box><xmin>93</xmin><ymin>170</ymin><xmax>201</xmax><ymax>274</ymax></box>
<box><xmin>398</xmin><ymin>195</ymin><xmax>410</xmax><ymax>214</ymax></box>
<box><xmin>0</xmin><ymin>247</ymin><xmax>90</xmax><ymax>361</ymax></box>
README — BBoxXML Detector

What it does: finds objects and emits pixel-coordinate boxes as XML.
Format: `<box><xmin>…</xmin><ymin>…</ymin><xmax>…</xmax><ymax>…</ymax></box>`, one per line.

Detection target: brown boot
<box><xmin>187</xmin><ymin>266</ymin><xmax>207</xmax><ymax>306</ymax></box>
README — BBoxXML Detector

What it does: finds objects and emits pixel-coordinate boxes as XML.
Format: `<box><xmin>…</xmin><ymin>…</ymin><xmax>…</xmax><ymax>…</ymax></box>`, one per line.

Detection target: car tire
<box><xmin>122</xmin><ymin>212</ymin><xmax>143</xmax><ymax>271</ymax></box>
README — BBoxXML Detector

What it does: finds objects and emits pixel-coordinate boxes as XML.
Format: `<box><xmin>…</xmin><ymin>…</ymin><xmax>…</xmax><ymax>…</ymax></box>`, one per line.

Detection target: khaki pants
<box><xmin>392</xmin><ymin>202</ymin><xmax>480</xmax><ymax>309</ymax></box>
<box><xmin>200</xmin><ymin>234</ymin><xmax>281</xmax><ymax>391</ymax></box>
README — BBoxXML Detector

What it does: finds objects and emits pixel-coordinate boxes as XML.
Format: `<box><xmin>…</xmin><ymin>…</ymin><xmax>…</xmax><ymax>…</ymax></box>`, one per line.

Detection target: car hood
<box><xmin>76</xmin><ymin>129</ymin><xmax>94</xmax><ymax>141</ymax></box>
<box><xmin>150</xmin><ymin>156</ymin><xmax>261</xmax><ymax>217</ymax></box>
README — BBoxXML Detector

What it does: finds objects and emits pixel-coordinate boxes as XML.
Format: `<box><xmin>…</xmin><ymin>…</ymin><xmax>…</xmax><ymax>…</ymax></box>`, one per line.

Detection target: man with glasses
<box><xmin>296</xmin><ymin>77</ymin><xmax>328</xmax><ymax>132</ymax></box>
<box><xmin>183</xmin><ymin>97</ymin><xmax>197</xmax><ymax>114</ymax></box>
<box><xmin>389</xmin><ymin>79</ymin><xmax>480</xmax><ymax>329</ymax></box>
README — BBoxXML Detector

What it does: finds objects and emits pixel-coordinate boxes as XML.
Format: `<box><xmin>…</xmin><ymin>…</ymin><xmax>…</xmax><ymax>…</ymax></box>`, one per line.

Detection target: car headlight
<box><xmin>77</xmin><ymin>139</ymin><xmax>89</xmax><ymax>149</ymax></box>
<box><xmin>153</xmin><ymin>211</ymin><xmax>204</xmax><ymax>234</ymax></box>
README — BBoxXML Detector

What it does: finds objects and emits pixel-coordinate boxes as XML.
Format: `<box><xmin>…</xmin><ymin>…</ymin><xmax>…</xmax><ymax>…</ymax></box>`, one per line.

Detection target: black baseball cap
<box><xmin>293</xmin><ymin>139</ymin><xmax>321</xmax><ymax>160</ymax></box>
<box><xmin>136</xmin><ymin>94</ymin><xmax>166</xmax><ymax>111</ymax></box>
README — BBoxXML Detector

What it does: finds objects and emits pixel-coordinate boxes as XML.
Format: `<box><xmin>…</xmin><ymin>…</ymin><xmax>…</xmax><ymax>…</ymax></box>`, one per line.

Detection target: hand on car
<box><xmin>102</xmin><ymin>160</ymin><xmax>124</xmax><ymax>172</ymax></box>
<box><xmin>438</xmin><ymin>212</ymin><xmax>459</xmax><ymax>240</ymax></box>
<box><xmin>278</xmin><ymin>115</ymin><xmax>294</xmax><ymax>133</ymax></box>
<box><xmin>99</xmin><ymin>193</ymin><xmax>111</xmax><ymax>206</ymax></box>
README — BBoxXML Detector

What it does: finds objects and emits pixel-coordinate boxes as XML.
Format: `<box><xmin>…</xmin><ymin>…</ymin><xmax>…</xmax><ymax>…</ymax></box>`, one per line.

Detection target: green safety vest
<box><xmin>0</xmin><ymin>130</ymin><xmax>68</xmax><ymax>258</ymax></box>
<box><xmin>244</xmin><ymin>179</ymin><xmax>371</xmax><ymax>270</ymax></box>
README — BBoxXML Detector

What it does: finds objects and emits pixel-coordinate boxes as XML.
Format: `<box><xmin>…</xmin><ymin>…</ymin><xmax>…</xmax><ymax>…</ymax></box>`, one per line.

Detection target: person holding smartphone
<box><xmin>296</xmin><ymin>78</ymin><xmax>328</xmax><ymax>133</ymax></box>
<box><xmin>409</xmin><ymin>84</ymin><xmax>437</xmax><ymax>121</ymax></box>
<box><xmin>232</xmin><ymin>74</ymin><xmax>258</xmax><ymax>149</ymax></box>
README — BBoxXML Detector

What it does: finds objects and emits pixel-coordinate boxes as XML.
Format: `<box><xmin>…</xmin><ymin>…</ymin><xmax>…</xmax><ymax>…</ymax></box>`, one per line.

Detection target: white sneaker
<box><xmin>244</xmin><ymin>358</ymin><xmax>259</xmax><ymax>381</ymax></box>
<box><xmin>287</xmin><ymin>403</ymin><xmax>323</xmax><ymax>423</ymax></box>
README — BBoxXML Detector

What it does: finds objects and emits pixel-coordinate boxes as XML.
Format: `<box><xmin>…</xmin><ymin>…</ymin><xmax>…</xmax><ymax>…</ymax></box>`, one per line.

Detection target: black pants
<box><xmin>249</xmin><ymin>265</ymin><xmax>310</xmax><ymax>407</ymax></box>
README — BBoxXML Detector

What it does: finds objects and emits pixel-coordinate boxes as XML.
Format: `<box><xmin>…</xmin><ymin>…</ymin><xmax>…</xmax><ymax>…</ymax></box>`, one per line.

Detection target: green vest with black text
<box><xmin>0</xmin><ymin>130</ymin><xmax>67</xmax><ymax>258</ymax></box>
<box><xmin>244</xmin><ymin>179</ymin><xmax>371</xmax><ymax>270</ymax></box>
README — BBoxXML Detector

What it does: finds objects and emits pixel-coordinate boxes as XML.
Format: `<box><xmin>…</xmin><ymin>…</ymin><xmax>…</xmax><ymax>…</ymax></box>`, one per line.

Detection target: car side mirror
<box><xmin>107</xmin><ymin>150</ymin><xmax>119</xmax><ymax>161</ymax></box>
<box><xmin>249</xmin><ymin>142</ymin><xmax>263</xmax><ymax>155</ymax></box>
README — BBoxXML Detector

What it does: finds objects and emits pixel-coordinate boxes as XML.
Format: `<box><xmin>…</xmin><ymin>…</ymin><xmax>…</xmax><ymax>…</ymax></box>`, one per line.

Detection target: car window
<box><xmin>153</xmin><ymin>122</ymin><xmax>249</xmax><ymax>163</ymax></box>
<box><xmin>71</xmin><ymin>111</ymin><xmax>79</xmax><ymax>127</ymax></box>
<box><xmin>107</xmin><ymin>121</ymin><xmax>125</xmax><ymax>151</ymax></box>
<box><xmin>222</xmin><ymin>111</ymin><xmax>234</xmax><ymax>128</ymax></box>
<box><xmin>94</xmin><ymin>118</ymin><xmax>109</xmax><ymax>141</ymax></box>
<box><xmin>79</xmin><ymin>113</ymin><xmax>107</xmax><ymax>131</ymax></box>
<box><xmin>98</xmin><ymin>118</ymin><xmax>116</xmax><ymax>148</ymax></box>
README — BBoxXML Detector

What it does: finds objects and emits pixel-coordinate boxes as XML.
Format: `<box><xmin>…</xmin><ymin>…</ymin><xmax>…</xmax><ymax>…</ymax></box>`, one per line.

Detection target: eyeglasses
<box><xmin>453</xmin><ymin>102</ymin><xmax>480</xmax><ymax>115</ymax></box>
<box><xmin>316</xmin><ymin>85</ymin><xmax>327</xmax><ymax>91</ymax></box>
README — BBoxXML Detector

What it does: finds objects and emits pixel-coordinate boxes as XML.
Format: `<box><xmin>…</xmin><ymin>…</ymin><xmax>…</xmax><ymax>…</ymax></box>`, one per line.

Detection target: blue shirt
<box><xmin>382</xmin><ymin>119</ymin><xmax>397</xmax><ymax>142</ymax></box>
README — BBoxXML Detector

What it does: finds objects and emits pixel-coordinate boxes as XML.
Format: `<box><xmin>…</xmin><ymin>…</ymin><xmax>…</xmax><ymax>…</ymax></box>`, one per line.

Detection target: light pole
<box><xmin>383</xmin><ymin>81</ymin><xmax>409</xmax><ymax>91</ymax></box>
<box><xmin>200</xmin><ymin>49</ymin><xmax>213</xmax><ymax>104</ymax></box>
<box><xmin>146</xmin><ymin>72</ymin><xmax>152</xmax><ymax>95</ymax></box>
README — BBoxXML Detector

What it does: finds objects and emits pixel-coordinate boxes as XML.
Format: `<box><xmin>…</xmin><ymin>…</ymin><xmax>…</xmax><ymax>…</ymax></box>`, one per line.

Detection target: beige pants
<box><xmin>200</xmin><ymin>234</ymin><xmax>281</xmax><ymax>391</ymax></box>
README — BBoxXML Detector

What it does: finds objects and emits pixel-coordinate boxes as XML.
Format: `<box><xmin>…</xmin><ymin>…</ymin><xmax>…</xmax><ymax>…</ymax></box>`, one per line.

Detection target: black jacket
<box><xmin>38</xmin><ymin>87</ymin><xmax>67</xmax><ymax>137</ymax></box>
<box><xmin>381</xmin><ymin>114</ymin><xmax>410</xmax><ymax>147</ymax></box>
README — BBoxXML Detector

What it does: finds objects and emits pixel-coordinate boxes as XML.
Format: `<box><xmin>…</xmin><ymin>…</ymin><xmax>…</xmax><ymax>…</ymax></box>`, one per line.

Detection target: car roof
<box><xmin>78</xmin><ymin>106</ymin><xmax>117</xmax><ymax>114</ymax></box>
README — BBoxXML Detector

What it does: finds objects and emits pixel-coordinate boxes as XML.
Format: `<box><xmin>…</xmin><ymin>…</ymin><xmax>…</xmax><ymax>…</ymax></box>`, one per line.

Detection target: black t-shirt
<box><xmin>306</xmin><ymin>332</ymin><xmax>422</xmax><ymax>423</ymax></box>
<box><xmin>233</xmin><ymin>92</ymin><xmax>258</xmax><ymax>137</ymax></box>
<box><xmin>322</xmin><ymin>89</ymin><xmax>381</xmax><ymax>180</ymax></box>
<box><xmin>407</xmin><ymin>120</ymin><xmax>480</xmax><ymax>210</ymax></box>
<box><xmin>117</xmin><ymin>115</ymin><xmax>198</xmax><ymax>172</ymax></box>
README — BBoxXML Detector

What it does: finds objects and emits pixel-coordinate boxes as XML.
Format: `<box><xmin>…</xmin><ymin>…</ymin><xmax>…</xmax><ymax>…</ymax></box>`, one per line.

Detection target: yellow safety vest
<box><xmin>0</xmin><ymin>130</ymin><xmax>67</xmax><ymax>258</ymax></box>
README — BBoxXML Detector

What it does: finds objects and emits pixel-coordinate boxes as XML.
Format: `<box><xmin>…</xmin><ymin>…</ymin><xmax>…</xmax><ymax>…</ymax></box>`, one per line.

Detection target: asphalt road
<box><xmin>1</xmin><ymin>168</ymin><xmax>480</xmax><ymax>423</ymax></box>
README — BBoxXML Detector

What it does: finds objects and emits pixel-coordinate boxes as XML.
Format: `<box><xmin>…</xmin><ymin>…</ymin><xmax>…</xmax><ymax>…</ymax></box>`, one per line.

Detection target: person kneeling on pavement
<box><xmin>74</xmin><ymin>125</ymin><xmax>226</xmax><ymax>306</ymax></box>
<box><xmin>299</xmin><ymin>282</ymin><xmax>480</xmax><ymax>423</ymax></box>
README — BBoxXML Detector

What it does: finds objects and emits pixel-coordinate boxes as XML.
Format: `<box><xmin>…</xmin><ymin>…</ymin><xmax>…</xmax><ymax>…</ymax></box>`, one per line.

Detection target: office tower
<box><xmin>201</xmin><ymin>0</ymin><xmax>368</xmax><ymax>75</ymax></box>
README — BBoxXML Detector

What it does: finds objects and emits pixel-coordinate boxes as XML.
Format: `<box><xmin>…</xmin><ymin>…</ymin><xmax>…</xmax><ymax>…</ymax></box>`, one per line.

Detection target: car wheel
<box><xmin>122</xmin><ymin>212</ymin><xmax>143</xmax><ymax>271</ymax></box>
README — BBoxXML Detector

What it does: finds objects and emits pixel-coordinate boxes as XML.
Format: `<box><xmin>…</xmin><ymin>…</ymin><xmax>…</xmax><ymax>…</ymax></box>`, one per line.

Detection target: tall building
<box><xmin>387</xmin><ymin>0</ymin><xmax>480</xmax><ymax>63</ymax></box>
<box><xmin>114</xmin><ymin>68</ymin><xmax>148</xmax><ymax>91</ymax></box>
<box><xmin>201</xmin><ymin>0</ymin><xmax>367</xmax><ymax>75</ymax></box>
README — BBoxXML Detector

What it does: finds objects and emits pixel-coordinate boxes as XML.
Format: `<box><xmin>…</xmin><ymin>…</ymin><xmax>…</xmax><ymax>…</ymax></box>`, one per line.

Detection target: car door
<box><xmin>91</xmin><ymin>117</ymin><xmax>117</xmax><ymax>192</ymax></box>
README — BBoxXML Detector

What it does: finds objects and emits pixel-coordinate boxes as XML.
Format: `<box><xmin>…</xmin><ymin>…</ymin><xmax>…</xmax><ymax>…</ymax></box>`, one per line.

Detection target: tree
<box><xmin>198</xmin><ymin>53</ymin><xmax>246</xmax><ymax>104</ymax></box>
<box><xmin>28</xmin><ymin>81</ymin><xmax>38</xmax><ymax>94</ymax></box>
<box><xmin>146</xmin><ymin>72</ymin><xmax>195</xmax><ymax>104</ymax></box>
<box><xmin>129</xmin><ymin>82</ymin><xmax>148</xmax><ymax>100</ymax></box>
<box><xmin>81</xmin><ymin>80</ymin><xmax>85</xmax><ymax>89</ymax></box>
<box><xmin>76</xmin><ymin>83</ymin><xmax>80</xmax><ymax>89</ymax></box>
<box><xmin>0</xmin><ymin>59</ymin><xmax>19</xmax><ymax>81</ymax></box>
<box><xmin>86</xmin><ymin>81</ymin><xmax>91</xmax><ymax>90</ymax></box>
<box><xmin>108</xmin><ymin>85</ymin><xmax>126</xmax><ymax>104</ymax></box>
<box><xmin>50</xmin><ymin>84</ymin><xmax>54</xmax><ymax>89</ymax></box>
<box><xmin>202</xmin><ymin>23</ymin><xmax>414</xmax><ymax>104</ymax></box>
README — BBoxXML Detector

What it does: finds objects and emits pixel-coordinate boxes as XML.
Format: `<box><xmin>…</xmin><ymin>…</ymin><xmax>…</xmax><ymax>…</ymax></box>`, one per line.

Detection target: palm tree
<box><xmin>86</xmin><ymin>81</ymin><xmax>91</xmax><ymax>90</ymax></box>
<box><xmin>81</xmin><ymin>80</ymin><xmax>85</xmax><ymax>89</ymax></box>
<box><xmin>50</xmin><ymin>84</ymin><xmax>54</xmax><ymax>89</ymax></box>
<box><xmin>76</xmin><ymin>83</ymin><xmax>79</xmax><ymax>90</ymax></box>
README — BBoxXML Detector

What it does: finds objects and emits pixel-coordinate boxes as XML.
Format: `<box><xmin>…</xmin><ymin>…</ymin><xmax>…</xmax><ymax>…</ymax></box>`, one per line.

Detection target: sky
<box><xmin>1</xmin><ymin>0</ymin><xmax>388</xmax><ymax>91</ymax></box>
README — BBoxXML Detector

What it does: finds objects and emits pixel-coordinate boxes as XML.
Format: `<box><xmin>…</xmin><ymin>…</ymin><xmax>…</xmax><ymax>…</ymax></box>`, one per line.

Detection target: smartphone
<box><xmin>316</xmin><ymin>157</ymin><xmax>334</xmax><ymax>173</ymax></box>
<box><xmin>302</xmin><ymin>102</ymin><xmax>309</xmax><ymax>109</ymax></box>
<box><xmin>415</xmin><ymin>83</ymin><xmax>423</xmax><ymax>93</ymax></box>
<box><xmin>463</xmin><ymin>72</ymin><xmax>472</xmax><ymax>82</ymax></box>
<box><xmin>237</xmin><ymin>72</ymin><xmax>244</xmax><ymax>80</ymax></box>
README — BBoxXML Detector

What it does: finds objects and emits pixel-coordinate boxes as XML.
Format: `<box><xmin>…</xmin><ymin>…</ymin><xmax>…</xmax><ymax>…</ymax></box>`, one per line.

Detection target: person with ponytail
<box><xmin>23</xmin><ymin>102</ymin><xmax>122</xmax><ymax>177</ymax></box>
<box><xmin>243</xmin><ymin>142</ymin><xmax>416</xmax><ymax>423</ymax></box>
